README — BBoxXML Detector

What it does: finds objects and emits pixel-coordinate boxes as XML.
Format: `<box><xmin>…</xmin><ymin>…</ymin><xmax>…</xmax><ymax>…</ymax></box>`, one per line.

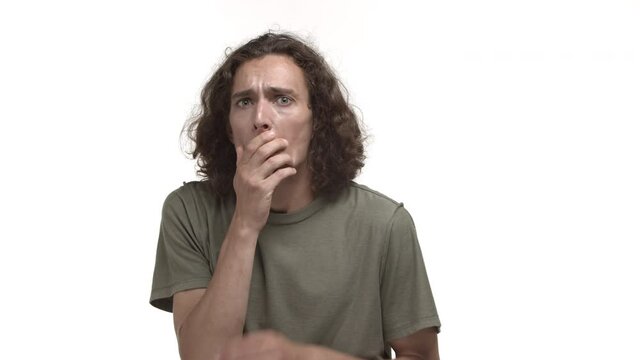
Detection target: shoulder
<box><xmin>347</xmin><ymin>182</ymin><xmax>402</xmax><ymax>206</ymax></box>
<box><xmin>165</xmin><ymin>180</ymin><xmax>213</xmax><ymax>200</ymax></box>
<box><xmin>162</xmin><ymin>180</ymin><xmax>231</xmax><ymax>219</ymax></box>
<box><xmin>159</xmin><ymin>180</ymin><xmax>235</xmax><ymax>246</ymax></box>
<box><xmin>338</xmin><ymin>181</ymin><xmax>408</xmax><ymax>222</ymax></box>
<box><xmin>345</xmin><ymin>182</ymin><xmax>403</xmax><ymax>208</ymax></box>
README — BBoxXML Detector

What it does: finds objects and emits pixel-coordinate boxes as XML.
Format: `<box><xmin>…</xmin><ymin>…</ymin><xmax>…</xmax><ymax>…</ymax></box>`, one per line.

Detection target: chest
<box><xmin>245</xmin><ymin>223</ymin><xmax>383</xmax><ymax>327</ymax></box>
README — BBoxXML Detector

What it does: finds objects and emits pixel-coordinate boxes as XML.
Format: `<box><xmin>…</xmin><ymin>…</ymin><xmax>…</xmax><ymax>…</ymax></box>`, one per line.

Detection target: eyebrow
<box><xmin>231</xmin><ymin>86</ymin><xmax>297</xmax><ymax>100</ymax></box>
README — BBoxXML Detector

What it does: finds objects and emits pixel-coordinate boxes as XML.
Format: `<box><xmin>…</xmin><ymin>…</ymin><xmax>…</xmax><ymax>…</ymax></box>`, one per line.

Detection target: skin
<box><xmin>171</xmin><ymin>54</ymin><xmax>440</xmax><ymax>360</ymax></box>
<box><xmin>229</xmin><ymin>54</ymin><xmax>315</xmax><ymax>217</ymax></box>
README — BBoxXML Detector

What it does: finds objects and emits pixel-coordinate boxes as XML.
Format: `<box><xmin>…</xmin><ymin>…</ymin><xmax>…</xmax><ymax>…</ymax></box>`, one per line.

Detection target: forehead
<box><xmin>232</xmin><ymin>54</ymin><xmax>308</xmax><ymax>95</ymax></box>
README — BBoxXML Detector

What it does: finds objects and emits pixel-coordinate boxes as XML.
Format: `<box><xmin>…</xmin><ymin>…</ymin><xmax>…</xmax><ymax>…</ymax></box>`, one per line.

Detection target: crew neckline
<box><xmin>266</xmin><ymin>195</ymin><xmax>328</xmax><ymax>225</ymax></box>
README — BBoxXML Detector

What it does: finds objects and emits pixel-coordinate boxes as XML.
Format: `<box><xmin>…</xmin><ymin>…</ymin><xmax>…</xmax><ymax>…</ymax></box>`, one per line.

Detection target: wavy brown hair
<box><xmin>183</xmin><ymin>31</ymin><xmax>366</xmax><ymax>198</ymax></box>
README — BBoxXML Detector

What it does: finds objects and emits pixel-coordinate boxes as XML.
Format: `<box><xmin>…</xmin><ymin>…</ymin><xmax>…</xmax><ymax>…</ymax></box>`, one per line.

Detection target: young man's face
<box><xmin>229</xmin><ymin>54</ymin><xmax>313</xmax><ymax>171</ymax></box>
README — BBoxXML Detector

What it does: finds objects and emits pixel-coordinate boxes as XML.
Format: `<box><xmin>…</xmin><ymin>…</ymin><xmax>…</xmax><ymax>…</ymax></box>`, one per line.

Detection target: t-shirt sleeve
<box><xmin>380</xmin><ymin>205</ymin><xmax>441</xmax><ymax>342</ymax></box>
<box><xmin>149</xmin><ymin>188</ymin><xmax>212</xmax><ymax>312</ymax></box>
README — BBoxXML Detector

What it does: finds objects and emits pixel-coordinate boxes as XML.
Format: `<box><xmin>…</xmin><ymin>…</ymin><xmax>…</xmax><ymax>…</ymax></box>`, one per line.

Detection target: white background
<box><xmin>1</xmin><ymin>0</ymin><xmax>638</xmax><ymax>359</ymax></box>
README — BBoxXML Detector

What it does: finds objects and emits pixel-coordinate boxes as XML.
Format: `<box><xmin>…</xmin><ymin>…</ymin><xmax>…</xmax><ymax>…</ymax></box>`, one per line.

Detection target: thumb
<box><xmin>235</xmin><ymin>145</ymin><xmax>244</xmax><ymax>165</ymax></box>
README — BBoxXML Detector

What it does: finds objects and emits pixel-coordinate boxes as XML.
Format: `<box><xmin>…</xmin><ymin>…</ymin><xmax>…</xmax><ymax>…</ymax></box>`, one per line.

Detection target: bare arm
<box><xmin>304</xmin><ymin>327</ymin><xmax>439</xmax><ymax>360</ymax></box>
<box><xmin>212</xmin><ymin>327</ymin><xmax>438</xmax><ymax>360</ymax></box>
<box><xmin>390</xmin><ymin>327</ymin><xmax>440</xmax><ymax>360</ymax></box>
<box><xmin>172</xmin><ymin>131</ymin><xmax>296</xmax><ymax>360</ymax></box>
<box><xmin>173</xmin><ymin>219</ymin><xmax>260</xmax><ymax>360</ymax></box>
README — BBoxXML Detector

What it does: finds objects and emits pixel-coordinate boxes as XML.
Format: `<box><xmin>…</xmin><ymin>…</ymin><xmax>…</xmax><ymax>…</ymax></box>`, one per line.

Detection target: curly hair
<box><xmin>183</xmin><ymin>31</ymin><xmax>366</xmax><ymax>198</ymax></box>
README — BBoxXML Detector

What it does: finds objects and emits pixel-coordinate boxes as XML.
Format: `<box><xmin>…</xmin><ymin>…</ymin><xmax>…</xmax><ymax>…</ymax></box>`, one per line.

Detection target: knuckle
<box><xmin>247</xmin><ymin>178</ymin><xmax>260</xmax><ymax>189</ymax></box>
<box><xmin>274</xmin><ymin>169</ymin><xmax>288</xmax><ymax>179</ymax></box>
<box><xmin>257</xmin><ymin>148</ymin><xmax>268</xmax><ymax>159</ymax></box>
<box><xmin>246</xmin><ymin>142</ymin><xmax>258</xmax><ymax>153</ymax></box>
<box><xmin>257</xmin><ymin>182</ymin><xmax>270</xmax><ymax>193</ymax></box>
<box><xmin>265</xmin><ymin>156</ymin><xmax>278</xmax><ymax>166</ymax></box>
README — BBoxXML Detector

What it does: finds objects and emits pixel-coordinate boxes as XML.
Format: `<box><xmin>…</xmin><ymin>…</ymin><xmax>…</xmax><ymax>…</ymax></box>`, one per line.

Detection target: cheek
<box><xmin>228</xmin><ymin>118</ymin><xmax>248</xmax><ymax>145</ymax></box>
<box><xmin>288</xmin><ymin>118</ymin><xmax>313</xmax><ymax>157</ymax></box>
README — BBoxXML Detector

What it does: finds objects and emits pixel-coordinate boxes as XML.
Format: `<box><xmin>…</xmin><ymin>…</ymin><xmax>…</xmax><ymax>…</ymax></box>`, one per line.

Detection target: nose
<box><xmin>253</xmin><ymin>99</ymin><xmax>273</xmax><ymax>133</ymax></box>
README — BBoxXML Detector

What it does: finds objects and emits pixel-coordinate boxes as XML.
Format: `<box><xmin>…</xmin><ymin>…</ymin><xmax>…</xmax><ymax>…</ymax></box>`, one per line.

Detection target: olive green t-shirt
<box><xmin>150</xmin><ymin>181</ymin><xmax>440</xmax><ymax>359</ymax></box>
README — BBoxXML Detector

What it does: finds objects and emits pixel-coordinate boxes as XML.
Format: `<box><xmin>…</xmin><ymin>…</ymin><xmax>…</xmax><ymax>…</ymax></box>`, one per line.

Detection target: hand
<box><xmin>216</xmin><ymin>330</ymin><xmax>304</xmax><ymax>360</ymax></box>
<box><xmin>232</xmin><ymin>131</ymin><xmax>297</xmax><ymax>233</ymax></box>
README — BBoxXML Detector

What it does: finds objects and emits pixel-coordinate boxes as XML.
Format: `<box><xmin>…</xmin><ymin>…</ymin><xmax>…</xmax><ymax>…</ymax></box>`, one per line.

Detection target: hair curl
<box><xmin>183</xmin><ymin>31</ymin><xmax>366</xmax><ymax>198</ymax></box>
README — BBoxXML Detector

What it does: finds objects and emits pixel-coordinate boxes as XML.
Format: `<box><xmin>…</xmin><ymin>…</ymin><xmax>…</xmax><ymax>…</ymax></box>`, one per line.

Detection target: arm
<box><xmin>217</xmin><ymin>330</ymin><xmax>363</xmax><ymax>360</ymax></box>
<box><xmin>389</xmin><ymin>327</ymin><xmax>439</xmax><ymax>360</ymax></box>
<box><xmin>172</xmin><ymin>131</ymin><xmax>297</xmax><ymax>360</ymax></box>
<box><xmin>213</xmin><ymin>328</ymin><xmax>438</xmax><ymax>360</ymax></box>
<box><xmin>380</xmin><ymin>207</ymin><xmax>441</xmax><ymax>360</ymax></box>
<box><xmin>304</xmin><ymin>326</ymin><xmax>439</xmax><ymax>360</ymax></box>
<box><xmin>173</xmin><ymin>218</ymin><xmax>260</xmax><ymax>360</ymax></box>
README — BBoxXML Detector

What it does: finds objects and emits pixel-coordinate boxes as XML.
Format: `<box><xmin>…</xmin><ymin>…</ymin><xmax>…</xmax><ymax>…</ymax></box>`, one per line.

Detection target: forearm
<box><xmin>298</xmin><ymin>344</ymin><xmax>440</xmax><ymax>360</ymax></box>
<box><xmin>177</xmin><ymin>216</ymin><xmax>258</xmax><ymax>360</ymax></box>
<box><xmin>302</xmin><ymin>344</ymin><xmax>364</xmax><ymax>360</ymax></box>
<box><xmin>302</xmin><ymin>344</ymin><xmax>437</xmax><ymax>360</ymax></box>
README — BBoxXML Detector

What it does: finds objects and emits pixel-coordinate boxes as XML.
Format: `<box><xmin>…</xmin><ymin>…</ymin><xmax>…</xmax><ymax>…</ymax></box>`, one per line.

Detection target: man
<box><xmin>150</xmin><ymin>32</ymin><xmax>441</xmax><ymax>360</ymax></box>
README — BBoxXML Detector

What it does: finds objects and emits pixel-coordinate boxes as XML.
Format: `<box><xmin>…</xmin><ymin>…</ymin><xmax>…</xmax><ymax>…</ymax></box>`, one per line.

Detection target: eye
<box><xmin>236</xmin><ymin>98</ymin><xmax>252</xmax><ymax>108</ymax></box>
<box><xmin>276</xmin><ymin>96</ymin><xmax>292</xmax><ymax>106</ymax></box>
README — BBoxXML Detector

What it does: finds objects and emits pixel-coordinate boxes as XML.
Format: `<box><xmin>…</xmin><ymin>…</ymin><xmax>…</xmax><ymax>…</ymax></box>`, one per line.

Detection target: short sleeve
<box><xmin>149</xmin><ymin>189</ymin><xmax>212</xmax><ymax>312</ymax></box>
<box><xmin>380</xmin><ymin>205</ymin><xmax>441</xmax><ymax>341</ymax></box>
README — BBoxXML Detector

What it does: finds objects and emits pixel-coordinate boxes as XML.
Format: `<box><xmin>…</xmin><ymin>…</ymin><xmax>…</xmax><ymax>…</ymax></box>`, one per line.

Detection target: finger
<box><xmin>241</xmin><ymin>131</ymin><xmax>276</xmax><ymax>163</ymax></box>
<box><xmin>235</xmin><ymin>145</ymin><xmax>244</xmax><ymax>166</ymax></box>
<box><xmin>249</xmin><ymin>138</ymin><xmax>289</xmax><ymax>167</ymax></box>
<box><xmin>256</xmin><ymin>152</ymin><xmax>294</xmax><ymax>179</ymax></box>
<box><xmin>262</xmin><ymin>166</ymin><xmax>297</xmax><ymax>191</ymax></box>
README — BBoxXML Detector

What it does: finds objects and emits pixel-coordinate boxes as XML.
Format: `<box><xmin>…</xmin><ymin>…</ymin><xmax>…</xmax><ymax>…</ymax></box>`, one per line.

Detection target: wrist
<box><xmin>228</xmin><ymin>215</ymin><xmax>261</xmax><ymax>244</ymax></box>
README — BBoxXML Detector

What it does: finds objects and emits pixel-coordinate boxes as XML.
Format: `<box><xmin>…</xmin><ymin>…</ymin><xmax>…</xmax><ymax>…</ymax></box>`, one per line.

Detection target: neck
<box><xmin>270</xmin><ymin>164</ymin><xmax>314</xmax><ymax>214</ymax></box>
